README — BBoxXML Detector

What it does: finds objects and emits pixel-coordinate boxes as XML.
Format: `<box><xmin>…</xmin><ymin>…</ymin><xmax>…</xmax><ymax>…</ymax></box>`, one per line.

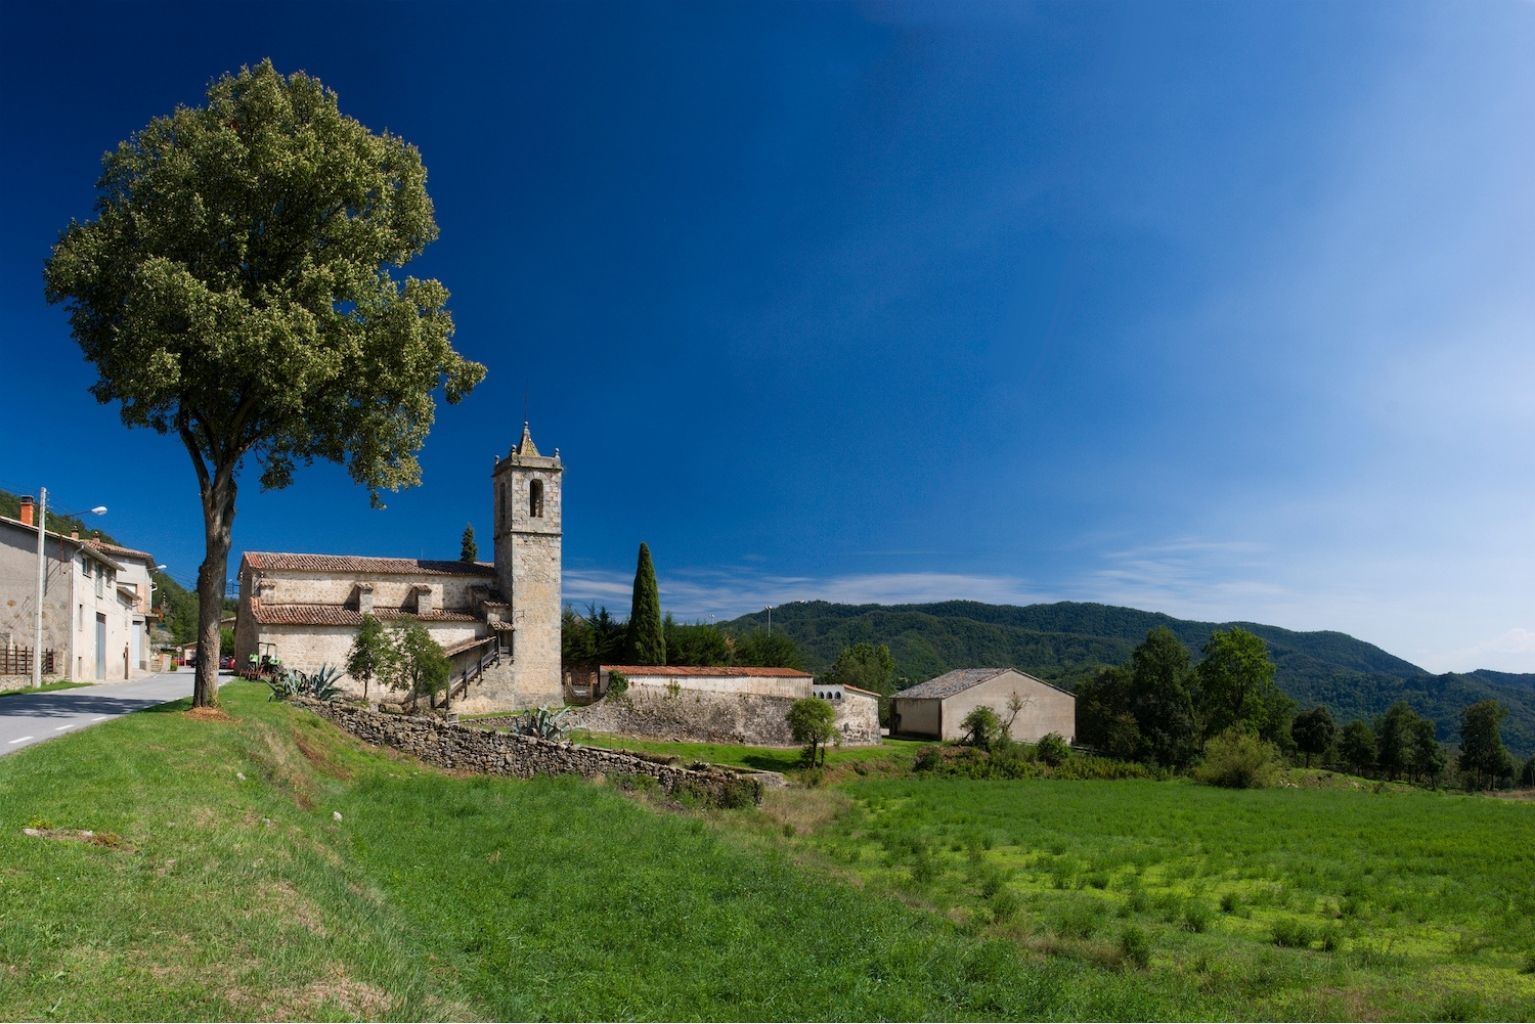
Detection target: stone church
<box><xmin>234</xmin><ymin>423</ymin><xmax>563</xmax><ymax>709</ymax></box>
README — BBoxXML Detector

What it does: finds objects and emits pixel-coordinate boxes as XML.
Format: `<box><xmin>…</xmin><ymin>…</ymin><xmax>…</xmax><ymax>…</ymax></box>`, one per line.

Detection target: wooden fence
<box><xmin>0</xmin><ymin>647</ymin><xmax>56</xmax><ymax>675</ymax></box>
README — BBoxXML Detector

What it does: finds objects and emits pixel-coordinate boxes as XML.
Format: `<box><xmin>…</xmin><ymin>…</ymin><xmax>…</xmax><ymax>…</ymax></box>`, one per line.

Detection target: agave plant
<box><xmin>511</xmin><ymin>706</ymin><xmax>570</xmax><ymax>741</ymax></box>
<box><xmin>267</xmin><ymin>664</ymin><xmax>343</xmax><ymax>702</ymax></box>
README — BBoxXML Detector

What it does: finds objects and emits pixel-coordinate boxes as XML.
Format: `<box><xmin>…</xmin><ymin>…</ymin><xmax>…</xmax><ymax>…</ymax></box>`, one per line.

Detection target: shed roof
<box><xmin>244</xmin><ymin>552</ymin><xmax>496</xmax><ymax>577</ymax></box>
<box><xmin>892</xmin><ymin>667</ymin><xmax>1073</xmax><ymax>701</ymax></box>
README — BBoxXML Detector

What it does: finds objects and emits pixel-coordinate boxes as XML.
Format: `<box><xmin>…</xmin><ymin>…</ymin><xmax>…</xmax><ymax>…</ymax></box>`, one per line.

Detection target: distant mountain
<box><xmin>721</xmin><ymin>600</ymin><xmax>1535</xmax><ymax>757</ymax></box>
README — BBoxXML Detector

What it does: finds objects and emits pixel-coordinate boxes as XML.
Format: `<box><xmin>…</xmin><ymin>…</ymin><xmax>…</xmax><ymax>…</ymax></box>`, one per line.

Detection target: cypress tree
<box><xmin>460</xmin><ymin>523</ymin><xmax>477</xmax><ymax>562</ymax></box>
<box><xmin>627</xmin><ymin>543</ymin><xmax>666</xmax><ymax>665</ymax></box>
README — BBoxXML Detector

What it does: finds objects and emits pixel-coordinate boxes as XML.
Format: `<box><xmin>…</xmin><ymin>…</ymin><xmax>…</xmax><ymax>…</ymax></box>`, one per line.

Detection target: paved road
<box><xmin>0</xmin><ymin>672</ymin><xmax>229</xmax><ymax>755</ymax></box>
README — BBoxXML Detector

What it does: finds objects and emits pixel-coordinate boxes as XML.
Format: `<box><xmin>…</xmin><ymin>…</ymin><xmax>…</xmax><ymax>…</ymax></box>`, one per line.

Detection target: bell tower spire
<box><xmin>489</xmin><ymin>422</ymin><xmax>563</xmax><ymax>706</ymax></box>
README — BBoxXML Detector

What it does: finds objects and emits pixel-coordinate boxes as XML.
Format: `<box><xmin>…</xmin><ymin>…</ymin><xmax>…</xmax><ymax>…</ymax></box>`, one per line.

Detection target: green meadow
<box><xmin>0</xmin><ymin>683</ymin><xmax>1530</xmax><ymax>1020</ymax></box>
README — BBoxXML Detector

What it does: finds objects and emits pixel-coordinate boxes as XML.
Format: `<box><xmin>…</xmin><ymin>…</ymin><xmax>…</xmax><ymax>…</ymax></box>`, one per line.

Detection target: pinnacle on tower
<box><xmin>517</xmin><ymin>420</ymin><xmax>539</xmax><ymax>457</ymax></box>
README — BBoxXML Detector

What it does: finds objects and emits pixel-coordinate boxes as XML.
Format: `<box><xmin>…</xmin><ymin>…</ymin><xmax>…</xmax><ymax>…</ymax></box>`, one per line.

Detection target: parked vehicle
<box><xmin>219</xmin><ymin>654</ymin><xmax>236</xmax><ymax>671</ymax></box>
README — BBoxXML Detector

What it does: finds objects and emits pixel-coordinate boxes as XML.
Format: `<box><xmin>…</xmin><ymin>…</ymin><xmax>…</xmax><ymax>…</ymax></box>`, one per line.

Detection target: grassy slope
<box><xmin>0</xmin><ymin>683</ymin><xmax>1189</xmax><ymax>1021</ymax></box>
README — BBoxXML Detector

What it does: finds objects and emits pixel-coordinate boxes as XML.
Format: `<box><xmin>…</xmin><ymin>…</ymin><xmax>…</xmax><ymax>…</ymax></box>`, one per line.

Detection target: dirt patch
<box><xmin>22</xmin><ymin>826</ymin><xmax>134</xmax><ymax>852</ymax></box>
<box><xmin>268</xmin><ymin>967</ymin><xmax>391</xmax><ymax>1020</ymax></box>
<box><xmin>759</xmin><ymin>787</ymin><xmax>852</xmax><ymax>836</ymax></box>
<box><xmin>265</xmin><ymin>880</ymin><xmax>328</xmax><ymax>937</ymax></box>
<box><xmin>185</xmin><ymin>706</ymin><xmax>232</xmax><ymax>722</ymax></box>
<box><xmin>293</xmin><ymin>731</ymin><xmax>353</xmax><ymax>779</ymax></box>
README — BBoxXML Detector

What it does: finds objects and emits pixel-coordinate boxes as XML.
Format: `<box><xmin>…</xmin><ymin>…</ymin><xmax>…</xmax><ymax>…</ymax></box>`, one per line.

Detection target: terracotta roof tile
<box><xmin>86</xmin><ymin>539</ymin><xmax>158</xmax><ymax>564</ymax></box>
<box><xmin>244</xmin><ymin>552</ymin><xmax>496</xmax><ymax>577</ymax></box>
<box><xmin>601</xmin><ymin>664</ymin><xmax>812</xmax><ymax>679</ymax></box>
<box><xmin>251</xmin><ymin>600</ymin><xmax>480</xmax><ymax>627</ymax></box>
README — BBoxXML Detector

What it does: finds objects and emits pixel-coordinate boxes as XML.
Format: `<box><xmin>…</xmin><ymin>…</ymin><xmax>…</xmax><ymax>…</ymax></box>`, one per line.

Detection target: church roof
<box><xmin>243</xmin><ymin>552</ymin><xmax>497</xmax><ymax>577</ymax></box>
<box><xmin>601</xmin><ymin>664</ymin><xmax>812</xmax><ymax>678</ymax></box>
<box><xmin>249</xmin><ymin>599</ymin><xmax>481</xmax><ymax>626</ymax></box>
<box><xmin>892</xmin><ymin>667</ymin><xmax>1073</xmax><ymax>701</ymax></box>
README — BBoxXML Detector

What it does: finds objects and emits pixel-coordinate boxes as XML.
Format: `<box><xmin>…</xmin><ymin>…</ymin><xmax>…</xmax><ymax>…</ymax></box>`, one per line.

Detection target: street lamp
<box><xmin>32</xmin><ymin>487</ymin><xmax>107</xmax><ymax>688</ymax></box>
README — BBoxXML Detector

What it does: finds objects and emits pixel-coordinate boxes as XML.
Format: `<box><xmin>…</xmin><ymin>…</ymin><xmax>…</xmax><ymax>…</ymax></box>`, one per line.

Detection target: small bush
<box><xmin>1520</xmin><ymin>950</ymin><xmax>1535</xmax><ymax>975</ymax></box>
<box><xmin>1035</xmin><ymin>732</ymin><xmax>1071</xmax><ymax>767</ymax></box>
<box><xmin>1271</xmin><ymin>917</ymin><xmax>1316</xmax><ymax>948</ymax></box>
<box><xmin>1119</xmin><ymin>925</ymin><xmax>1151</xmax><ymax>969</ymax></box>
<box><xmin>1181</xmin><ymin>902</ymin><xmax>1211</xmax><ymax>933</ymax></box>
<box><xmin>1219</xmin><ymin>892</ymin><xmax>1240</xmax><ymax>914</ymax></box>
<box><xmin>606</xmin><ymin>670</ymin><xmax>629</xmax><ymax>697</ymax></box>
<box><xmin>1195</xmin><ymin>727</ymin><xmax>1284</xmax><ymax>789</ymax></box>
<box><xmin>912</xmin><ymin>745</ymin><xmax>943</xmax><ymax>773</ymax></box>
<box><xmin>989</xmin><ymin>888</ymin><xmax>1021</xmax><ymax>923</ymax></box>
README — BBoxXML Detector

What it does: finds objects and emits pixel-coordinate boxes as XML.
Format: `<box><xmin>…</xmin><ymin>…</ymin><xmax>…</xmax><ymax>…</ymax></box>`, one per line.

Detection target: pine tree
<box><xmin>460</xmin><ymin>523</ymin><xmax>477</xmax><ymax>562</ymax></box>
<box><xmin>626</xmin><ymin>543</ymin><xmax>665</xmax><ymax>665</ymax></box>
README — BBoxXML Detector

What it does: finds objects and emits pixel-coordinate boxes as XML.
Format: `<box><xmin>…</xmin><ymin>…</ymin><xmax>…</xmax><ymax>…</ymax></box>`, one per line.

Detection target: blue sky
<box><xmin>2</xmin><ymin>1</ymin><xmax>1531</xmax><ymax>672</ymax></box>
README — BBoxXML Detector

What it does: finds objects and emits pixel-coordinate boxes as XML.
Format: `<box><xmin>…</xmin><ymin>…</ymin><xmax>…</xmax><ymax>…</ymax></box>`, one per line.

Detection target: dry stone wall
<box><xmin>293</xmin><ymin>697</ymin><xmax>760</xmax><ymax>806</ymax></box>
<box><xmin>565</xmin><ymin>687</ymin><xmax>881</xmax><ymax>747</ymax></box>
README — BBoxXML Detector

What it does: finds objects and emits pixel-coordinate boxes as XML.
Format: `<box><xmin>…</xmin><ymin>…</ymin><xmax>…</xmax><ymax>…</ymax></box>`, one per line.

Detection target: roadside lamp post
<box><xmin>31</xmin><ymin>488</ymin><xmax>107</xmax><ymax>688</ymax></box>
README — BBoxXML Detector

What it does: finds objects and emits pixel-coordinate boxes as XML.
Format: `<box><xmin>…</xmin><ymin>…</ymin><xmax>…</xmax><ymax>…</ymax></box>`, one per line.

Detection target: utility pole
<box><xmin>32</xmin><ymin>487</ymin><xmax>47</xmax><ymax>689</ymax></box>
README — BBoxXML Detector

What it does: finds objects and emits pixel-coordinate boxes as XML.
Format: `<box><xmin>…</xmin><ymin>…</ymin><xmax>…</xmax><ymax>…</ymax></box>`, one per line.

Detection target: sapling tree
<box><xmin>961</xmin><ymin>705</ymin><xmax>1003</xmax><ymax>751</ymax></box>
<box><xmin>43</xmin><ymin>61</ymin><xmax>484</xmax><ymax>707</ymax></box>
<box><xmin>382</xmin><ymin>623</ymin><xmax>450</xmax><ymax>712</ymax></box>
<box><xmin>787</xmin><ymin>697</ymin><xmax>838</xmax><ymax>767</ymax></box>
<box><xmin>1291</xmin><ymin>706</ymin><xmax>1336</xmax><ymax>768</ymax></box>
<box><xmin>346</xmin><ymin>613</ymin><xmax>387</xmax><ymax>700</ymax></box>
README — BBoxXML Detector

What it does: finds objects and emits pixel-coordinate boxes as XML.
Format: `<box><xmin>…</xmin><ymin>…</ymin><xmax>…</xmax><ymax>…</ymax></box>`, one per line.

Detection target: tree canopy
<box><xmin>626</xmin><ymin>543</ymin><xmax>665</xmax><ymax>665</ymax></box>
<box><xmin>1458</xmin><ymin>699</ymin><xmax>1513</xmax><ymax>790</ymax></box>
<box><xmin>43</xmin><ymin>60</ymin><xmax>483</xmax><ymax>705</ymax></box>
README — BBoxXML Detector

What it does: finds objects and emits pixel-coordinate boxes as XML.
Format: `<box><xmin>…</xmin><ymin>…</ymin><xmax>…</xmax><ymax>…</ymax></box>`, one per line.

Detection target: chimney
<box><xmin>18</xmin><ymin>496</ymin><xmax>33</xmax><ymax>527</ymax></box>
<box><xmin>413</xmin><ymin>583</ymin><xmax>436</xmax><ymax>616</ymax></box>
<box><xmin>356</xmin><ymin>582</ymin><xmax>375</xmax><ymax>615</ymax></box>
<box><xmin>70</xmin><ymin>529</ymin><xmax>80</xmax><ymax>541</ymax></box>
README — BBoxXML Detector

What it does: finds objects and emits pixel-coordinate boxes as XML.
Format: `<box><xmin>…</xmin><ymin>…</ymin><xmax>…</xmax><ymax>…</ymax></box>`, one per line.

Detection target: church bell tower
<box><xmin>491</xmin><ymin>422</ymin><xmax>563</xmax><ymax>705</ymax></box>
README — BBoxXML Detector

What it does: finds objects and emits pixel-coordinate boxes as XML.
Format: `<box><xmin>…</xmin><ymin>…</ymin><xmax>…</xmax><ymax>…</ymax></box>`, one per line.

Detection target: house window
<box><xmin>95</xmin><ymin>572</ymin><xmax>104</xmax><ymax>599</ymax></box>
<box><xmin>529</xmin><ymin>479</ymin><xmax>544</xmax><ymax>518</ymax></box>
<box><xmin>78</xmin><ymin>604</ymin><xmax>85</xmax><ymax>630</ymax></box>
<box><xmin>81</xmin><ymin>558</ymin><xmax>91</xmax><ymax>578</ymax></box>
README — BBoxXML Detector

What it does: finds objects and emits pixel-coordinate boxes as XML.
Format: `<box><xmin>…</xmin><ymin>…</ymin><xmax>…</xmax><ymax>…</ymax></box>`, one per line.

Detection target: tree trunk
<box><xmin>193</xmin><ymin>472</ymin><xmax>236</xmax><ymax>708</ymax></box>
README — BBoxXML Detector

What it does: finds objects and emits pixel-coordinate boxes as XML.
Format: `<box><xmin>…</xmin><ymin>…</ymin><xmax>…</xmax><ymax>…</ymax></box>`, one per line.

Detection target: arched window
<box><xmin>529</xmin><ymin>479</ymin><xmax>544</xmax><ymax>518</ymax></box>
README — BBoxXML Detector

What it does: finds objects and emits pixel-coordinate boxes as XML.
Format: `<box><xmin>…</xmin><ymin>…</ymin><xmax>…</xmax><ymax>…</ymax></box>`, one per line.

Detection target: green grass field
<box><xmin>565</xmin><ymin>729</ymin><xmax>928</xmax><ymax>773</ymax></box>
<box><xmin>1</xmin><ymin>685</ymin><xmax>1530</xmax><ymax>1020</ymax></box>
<box><xmin>774</xmin><ymin>777</ymin><xmax>1535</xmax><ymax>1020</ymax></box>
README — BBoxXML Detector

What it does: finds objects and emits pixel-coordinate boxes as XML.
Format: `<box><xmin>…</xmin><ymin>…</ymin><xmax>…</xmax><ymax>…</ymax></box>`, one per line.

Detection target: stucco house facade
<box><xmin>0</xmin><ymin>497</ymin><xmax>157</xmax><ymax>683</ymax></box>
<box><xmin>234</xmin><ymin>423</ymin><xmax>563</xmax><ymax>709</ymax></box>
<box><xmin>890</xmin><ymin>667</ymin><xmax>1076</xmax><ymax>743</ymax></box>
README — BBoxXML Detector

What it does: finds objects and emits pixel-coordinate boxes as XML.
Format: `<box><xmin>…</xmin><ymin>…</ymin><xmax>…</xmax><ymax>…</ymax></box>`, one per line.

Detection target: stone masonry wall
<box><xmin>565</xmin><ymin>687</ymin><xmax>881</xmax><ymax>747</ymax></box>
<box><xmin>293</xmin><ymin>697</ymin><xmax>760</xmax><ymax>806</ymax></box>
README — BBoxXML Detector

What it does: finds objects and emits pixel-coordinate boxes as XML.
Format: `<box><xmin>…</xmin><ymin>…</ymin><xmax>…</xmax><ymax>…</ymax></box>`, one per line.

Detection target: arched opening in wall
<box><xmin>529</xmin><ymin>479</ymin><xmax>544</xmax><ymax>518</ymax></box>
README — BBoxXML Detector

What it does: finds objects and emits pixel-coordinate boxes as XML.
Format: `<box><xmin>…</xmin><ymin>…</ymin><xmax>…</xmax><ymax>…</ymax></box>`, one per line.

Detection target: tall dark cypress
<box><xmin>459</xmin><ymin>523</ymin><xmax>477</xmax><ymax>562</ymax></box>
<box><xmin>627</xmin><ymin>542</ymin><xmax>666</xmax><ymax>665</ymax></box>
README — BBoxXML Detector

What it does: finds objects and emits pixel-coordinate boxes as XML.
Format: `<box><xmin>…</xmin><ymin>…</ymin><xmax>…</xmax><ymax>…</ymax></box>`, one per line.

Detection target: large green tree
<box><xmin>1194</xmin><ymin>627</ymin><xmax>1280</xmax><ymax>740</ymax></box>
<box><xmin>43</xmin><ymin>61</ymin><xmax>483</xmax><ymax>707</ymax></box>
<box><xmin>1128</xmin><ymin>627</ymin><xmax>1200</xmax><ymax>769</ymax></box>
<box><xmin>1376</xmin><ymin>701</ymin><xmax>1418</xmax><ymax>781</ymax></box>
<box><xmin>1291</xmin><ymin>705</ymin><xmax>1336</xmax><ymax>768</ymax></box>
<box><xmin>459</xmin><ymin>524</ymin><xmax>477</xmax><ymax>563</ymax></box>
<box><xmin>1458</xmin><ymin>699</ymin><xmax>1513</xmax><ymax>790</ymax></box>
<box><xmin>626</xmin><ymin>543</ymin><xmax>665</xmax><ymax>665</ymax></box>
<box><xmin>1340</xmin><ymin>719</ymin><xmax>1377</xmax><ymax>776</ymax></box>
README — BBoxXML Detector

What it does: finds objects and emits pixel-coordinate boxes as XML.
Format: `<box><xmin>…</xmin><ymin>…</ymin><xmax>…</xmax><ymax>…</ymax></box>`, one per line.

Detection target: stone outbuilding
<box><xmin>568</xmin><ymin>664</ymin><xmax>882</xmax><ymax>747</ymax></box>
<box><xmin>890</xmin><ymin>667</ymin><xmax>1075</xmax><ymax>743</ymax></box>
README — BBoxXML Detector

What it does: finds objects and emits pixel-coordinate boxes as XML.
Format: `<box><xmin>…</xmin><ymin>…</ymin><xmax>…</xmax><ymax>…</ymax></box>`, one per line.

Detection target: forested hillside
<box><xmin>721</xmin><ymin>600</ymin><xmax>1535</xmax><ymax>756</ymax></box>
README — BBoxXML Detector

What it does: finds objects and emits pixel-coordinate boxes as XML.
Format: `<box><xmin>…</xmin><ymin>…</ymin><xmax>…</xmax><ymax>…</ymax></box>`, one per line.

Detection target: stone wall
<box><xmin>565</xmin><ymin>687</ymin><xmax>881</xmax><ymax>747</ymax></box>
<box><xmin>293</xmin><ymin>697</ymin><xmax>760</xmax><ymax>807</ymax></box>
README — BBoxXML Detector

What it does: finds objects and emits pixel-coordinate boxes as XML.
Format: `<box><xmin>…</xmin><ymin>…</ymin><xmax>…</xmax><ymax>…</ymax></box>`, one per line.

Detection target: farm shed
<box><xmin>890</xmin><ymin>667</ymin><xmax>1075</xmax><ymax>743</ymax></box>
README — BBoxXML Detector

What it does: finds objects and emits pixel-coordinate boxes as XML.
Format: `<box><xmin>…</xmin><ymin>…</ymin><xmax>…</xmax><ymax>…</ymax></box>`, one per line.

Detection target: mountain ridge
<box><xmin>720</xmin><ymin>599</ymin><xmax>1535</xmax><ymax>757</ymax></box>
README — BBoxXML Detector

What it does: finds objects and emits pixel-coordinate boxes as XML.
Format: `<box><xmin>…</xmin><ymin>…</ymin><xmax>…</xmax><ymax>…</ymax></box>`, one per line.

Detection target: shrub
<box><xmin>1195</xmin><ymin>727</ymin><xmax>1284</xmax><ymax>788</ymax></box>
<box><xmin>1181</xmin><ymin>901</ymin><xmax>1211</xmax><ymax>933</ymax></box>
<box><xmin>1271</xmin><ymin>917</ymin><xmax>1316</xmax><ymax>948</ymax></box>
<box><xmin>1119</xmin><ymin>925</ymin><xmax>1151</xmax><ymax>969</ymax></box>
<box><xmin>989</xmin><ymin>887</ymin><xmax>1021</xmax><ymax>923</ymax></box>
<box><xmin>509</xmin><ymin>706</ymin><xmax>570</xmax><ymax>740</ymax></box>
<box><xmin>961</xmin><ymin>706</ymin><xmax>1003</xmax><ymax>750</ymax></box>
<box><xmin>268</xmin><ymin>664</ymin><xmax>342</xmax><ymax>702</ymax></box>
<box><xmin>912</xmin><ymin>745</ymin><xmax>943</xmax><ymax>773</ymax></box>
<box><xmin>1035</xmin><ymin>732</ymin><xmax>1071</xmax><ymax>766</ymax></box>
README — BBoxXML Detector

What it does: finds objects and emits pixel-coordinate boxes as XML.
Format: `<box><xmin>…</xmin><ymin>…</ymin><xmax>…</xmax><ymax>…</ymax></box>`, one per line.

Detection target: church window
<box><xmin>529</xmin><ymin>479</ymin><xmax>544</xmax><ymax>518</ymax></box>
